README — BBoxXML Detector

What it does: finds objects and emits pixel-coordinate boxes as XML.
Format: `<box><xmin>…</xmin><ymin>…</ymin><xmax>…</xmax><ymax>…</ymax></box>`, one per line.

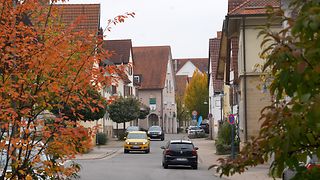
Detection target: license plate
<box><xmin>176</xmin><ymin>158</ymin><xmax>187</xmax><ymax>161</ymax></box>
<box><xmin>132</xmin><ymin>146</ymin><xmax>140</xmax><ymax>149</ymax></box>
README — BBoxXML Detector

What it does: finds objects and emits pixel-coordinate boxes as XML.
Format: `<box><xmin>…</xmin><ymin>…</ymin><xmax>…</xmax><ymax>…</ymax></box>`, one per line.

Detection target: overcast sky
<box><xmin>67</xmin><ymin>0</ymin><xmax>228</xmax><ymax>59</ymax></box>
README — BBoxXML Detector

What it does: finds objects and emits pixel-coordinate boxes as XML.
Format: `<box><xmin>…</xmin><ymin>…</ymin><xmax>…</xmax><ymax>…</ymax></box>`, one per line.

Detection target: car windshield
<box><xmin>126</xmin><ymin>126</ymin><xmax>139</xmax><ymax>131</ymax></box>
<box><xmin>169</xmin><ymin>143</ymin><xmax>194</xmax><ymax>150</ymax></box>
<box><xmin>127</xmin><ymin>133</ymin><xmax>147</xmax><ymax>139</ymax></box>
<box><xmin>149</xmin><ymin>126</ymin><xmax>161</xmax><ymax>131</ymax></box>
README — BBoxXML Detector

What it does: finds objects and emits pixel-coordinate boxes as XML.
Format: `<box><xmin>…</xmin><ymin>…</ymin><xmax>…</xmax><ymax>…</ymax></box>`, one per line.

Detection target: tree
<box><xmin>214</xmin><ymin>1</ymin><xmax>320</xmax><ymax>179</ymax></box>
<box><xmin>139</xmin><ymin>103</ymin><xmax>150</xmax><ymax>119</ymax></box>
<box><xmin>176</xmin><ymin>95</ymin><xmax>190</xmax><ymax>127</ymax></box>
<box><xmin>184</xmin><ymin>70</ymin><xmax>209</xmax><ymax>119</ymax></box>
<box><xmin>108</xmin><ymin>97</ymin><xmax>141</xmax><ymax>135</ymax></box>
<box><xmin>0</xmin><ymin>1</ymin><xmax>133</xmax><ymax>179</ymax></box>
<box><xmin>51</xmin><ymin>88</ymin><xmax>107</xmax><ymax>122</ymax></box>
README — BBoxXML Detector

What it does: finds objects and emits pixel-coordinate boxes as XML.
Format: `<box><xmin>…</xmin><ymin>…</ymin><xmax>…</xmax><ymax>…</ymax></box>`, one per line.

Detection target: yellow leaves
<box><xmin>26</xmin><ymin>174</ymin><xmax>32</xmax><ymax>180</ymax></box>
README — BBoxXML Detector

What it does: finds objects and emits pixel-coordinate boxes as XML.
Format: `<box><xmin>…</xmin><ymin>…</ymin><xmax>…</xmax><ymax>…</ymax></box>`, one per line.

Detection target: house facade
<box><xmin>101</xmin><ymin>39</ymin><xmax>136</xmax><ymax>137</ymax></box>
<box><xmin>208</xmin><ymin>32</ymin><xmax>224</xmax><ymax>139</ymax></box>
<box><xmin>133</xmin><ymin>46</ymin><xmax>177</xmax><ymax>133</ymax></box>
<box><xmin>217</xmin><ymin>0</ymin><xmax>282</xmax><ymax>145</ymax></box>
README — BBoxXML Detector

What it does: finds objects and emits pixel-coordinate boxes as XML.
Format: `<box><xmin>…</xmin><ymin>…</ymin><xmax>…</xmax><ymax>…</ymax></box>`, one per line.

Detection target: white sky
<box><xmin>67</xmin><ymin>0</ymin><xmax>228</xmax><ymax>59</ymax></box>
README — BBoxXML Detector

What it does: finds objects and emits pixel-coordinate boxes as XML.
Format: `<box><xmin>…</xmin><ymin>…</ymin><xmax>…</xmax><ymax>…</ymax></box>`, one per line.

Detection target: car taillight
<box><xmin>192</xmin><ymin>149</ymin><xmax>197</xmax><ymax>156</ymax></box>
<box><xmin>165</xmin><ymin>149</ymin><xmax>172</xmax><ymax>155</ymax></box>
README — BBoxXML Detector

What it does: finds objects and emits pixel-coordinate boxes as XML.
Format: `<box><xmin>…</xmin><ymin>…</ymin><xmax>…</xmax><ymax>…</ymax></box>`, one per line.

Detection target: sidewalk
<box><xmin>75</xmin><ymin>138</ymin><xmax>123</xmax><ymax>160</ymax></box>
<box><xmin>193</xmin><ymin>137</ymin><xmax>279</xmax><ymax>180</ymax></box>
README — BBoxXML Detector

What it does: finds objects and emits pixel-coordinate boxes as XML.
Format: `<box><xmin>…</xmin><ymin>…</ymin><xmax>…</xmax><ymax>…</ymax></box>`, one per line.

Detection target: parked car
<box><xmin>147</xmin><ymin>126</ymin><xmax>164</xmax><ymax>141</ymax></box>
<box><xmin>200</xmin><ymin>123</ymin><xmax>209</xmax><ymax>134</ymax></box>
<box><xmin>161</xmin><ymin>140</ymin><xmax>198</xmax><ymax>169</ymax></box>
<box><xmin>282</xmin><ymin>154</ymin><xmax>320</xmax><ymax>180</ymax></box>
<box><xmin>125</xmin><ymin>126</ymin><xmax>140</xmax><ymax>136</ymax></box>
<box><xmin>124</xmin><ymin>131</ymin><xmax>150</xmax><ymax>153</ymax></box>
<box><xmin>187</xmin><ymin>126</ymin><xmax>205</xmax><ymax>138</ymax></box>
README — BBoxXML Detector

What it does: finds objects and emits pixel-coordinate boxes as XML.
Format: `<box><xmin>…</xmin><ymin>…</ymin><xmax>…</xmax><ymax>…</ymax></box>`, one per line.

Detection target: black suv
<box><xmin>161</xmin><ymin>140</ymin><xmax>198</xmax><ymax>169</ymax></box>
<box><xmin>147</xmin><ymin>126</ymin><xmax>164</xmax><ymax>141</ymax></box>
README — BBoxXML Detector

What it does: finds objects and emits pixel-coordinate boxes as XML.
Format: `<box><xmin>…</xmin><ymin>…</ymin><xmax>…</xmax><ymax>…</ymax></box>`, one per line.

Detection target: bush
<box><xmin>96</xmin><ymin>132</ymin><xmax>108</xmax><ymax>145</ymax></box>
<box><xmin>215</xmin><ymin>142</ymin><xmax>231</xmax><ymax>155</ymax></box>
<box><xmin>215</xmin><ymin>121</ymin><xmax>239</xmax><ymax>155</ymax></box>
<box><xmin>117</xmin><ymin>132</ymin><xmax>126</xmax><ymax>141</ymax></box>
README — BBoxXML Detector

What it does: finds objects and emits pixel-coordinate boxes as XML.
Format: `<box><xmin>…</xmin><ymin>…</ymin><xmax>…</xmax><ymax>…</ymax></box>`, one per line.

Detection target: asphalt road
<box><xmin>76</xmin><ymin>134</ymin><xmax>220</xmax><ymax>180</ymax></box>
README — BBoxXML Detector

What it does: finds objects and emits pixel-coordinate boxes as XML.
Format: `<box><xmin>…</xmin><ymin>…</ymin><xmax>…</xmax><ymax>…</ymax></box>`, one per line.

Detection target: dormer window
<box><xmin>133</xmin><ymin>75</ymin><xmax>141</xmax><ymax>86</ymax></box>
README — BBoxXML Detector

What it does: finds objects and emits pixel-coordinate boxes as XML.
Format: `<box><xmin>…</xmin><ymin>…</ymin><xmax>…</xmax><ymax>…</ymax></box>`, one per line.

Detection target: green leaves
<box><xmin>108</xmin><ymin>96</ymin><xmax>142</xmax><ymax>124</ymax></box>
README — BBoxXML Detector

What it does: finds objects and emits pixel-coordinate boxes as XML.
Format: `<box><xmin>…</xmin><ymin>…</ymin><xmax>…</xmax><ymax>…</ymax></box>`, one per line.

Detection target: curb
<box><xmin>75</xmin><ymin>148</ymin><xmax>121</xmax><ymax>160</ymax></box>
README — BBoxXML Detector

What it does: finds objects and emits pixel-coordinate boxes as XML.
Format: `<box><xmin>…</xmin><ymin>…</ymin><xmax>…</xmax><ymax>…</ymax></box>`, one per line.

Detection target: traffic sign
<box><xmin>228</xmin><ymin>114</ymin><xmax>235</xmax><ymax>125</ymax></box>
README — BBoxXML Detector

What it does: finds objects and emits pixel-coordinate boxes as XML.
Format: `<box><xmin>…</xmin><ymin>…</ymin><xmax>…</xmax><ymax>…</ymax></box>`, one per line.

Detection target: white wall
<box><xmin>176</xmin><ymin>61</ymin><xmax>198</xmax><ymax>77</ymax></box>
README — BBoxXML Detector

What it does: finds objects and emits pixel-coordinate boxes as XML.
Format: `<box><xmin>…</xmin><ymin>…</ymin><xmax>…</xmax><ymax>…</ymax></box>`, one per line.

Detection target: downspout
<box><xmin>242</xmin><ymin>16</ymin><xmax>248</xmax><ymax>142</ymax></box>
<box><xmin>161</xmin><ymin>90</ymin><xmax>164</xmax><ymax>131</ymax></box>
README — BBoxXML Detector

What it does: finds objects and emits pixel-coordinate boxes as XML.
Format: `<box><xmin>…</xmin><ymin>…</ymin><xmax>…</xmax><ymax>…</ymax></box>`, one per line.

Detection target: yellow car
<box><xmin>124</xmin><ymin>131</ymin><xmax>150</xmax><ymax>153</ymax></box>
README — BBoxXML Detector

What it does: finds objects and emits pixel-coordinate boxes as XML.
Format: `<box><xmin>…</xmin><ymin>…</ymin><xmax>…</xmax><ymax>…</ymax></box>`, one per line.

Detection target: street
<box><xmin>75</xmin><ymin>134</ymin><xmax>221</xmax><ymax>180</ymax></box>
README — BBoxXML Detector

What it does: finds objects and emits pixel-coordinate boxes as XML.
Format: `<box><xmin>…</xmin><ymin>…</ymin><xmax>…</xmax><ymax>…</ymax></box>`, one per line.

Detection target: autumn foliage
<box><xmin>0</xmin><ymin>0</ymin><xmax>133</xmax><ymax>179</ymax></box>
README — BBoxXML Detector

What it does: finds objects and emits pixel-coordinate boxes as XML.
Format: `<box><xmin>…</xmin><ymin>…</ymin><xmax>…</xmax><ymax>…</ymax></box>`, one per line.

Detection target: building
<box><xmin>217</xmin><ymin>0</ymin><xmax>281</xmax><ymax>145</ymax></box>
<box><xmin>133</xmin><ymin>46</ymin><xmax>177</xmax><ymax>133</ymax></box>
<box><xmin>208</xmin><ymin>32</ymin><xmax>224</xmax><ymax>139</ymax></box>
<box><xmin>100</xmin><ymin>39</ymin><xmax>136</xmax><ymax>137</ymax></box>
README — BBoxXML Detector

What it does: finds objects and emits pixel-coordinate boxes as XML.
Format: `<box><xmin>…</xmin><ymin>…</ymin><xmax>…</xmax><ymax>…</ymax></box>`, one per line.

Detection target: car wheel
<box><xmin>192</xmin><ymin>164</ymin><xmax>198</xmax><ymax>169</ymax></box>
<box><xmin>162</xmin><ymin>162</ymin><xmax>168</xmax><ymax>169</ymax></box>
<box><xmin>145</xmin><ymin>149</ymin><xmax>150</xmax><ymax>153</ymax></box>
<box><xmin>124</xmin><ymin>149</ymin><xmax>129</xmax><ymax>153</ymax></box>
<box><xmin>161</xmin><ymin>137</ymin><xmax>164</xmax><ymax>141</ymax></box>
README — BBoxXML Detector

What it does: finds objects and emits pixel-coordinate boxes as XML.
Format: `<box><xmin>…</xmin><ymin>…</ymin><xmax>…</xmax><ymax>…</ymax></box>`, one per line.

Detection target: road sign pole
<box><xmin>231</xmin><ymin>124</ymin><xmax>235</xmax><ymax>159</ymax></box>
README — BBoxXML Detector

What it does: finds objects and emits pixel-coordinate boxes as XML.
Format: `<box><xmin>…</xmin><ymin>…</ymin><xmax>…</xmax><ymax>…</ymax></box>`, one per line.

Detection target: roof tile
<box><xmin>133</xmin><ymin>46</ymin><xmax>171</xmax><ymax>89</ymax></box>
<box><xmin>55</xmin><ymin>4</ymin><xmax>100</xmax><ymax>32</ymax></box>
<box><xmin>102</xmin><ymin>39</ymin><xmax>132</xmax><ymax>64</ymax></box>
<box><xmin>229</xmin><ymin>0</ymin><xmax>280</xmax><ymax>16</ymax></box>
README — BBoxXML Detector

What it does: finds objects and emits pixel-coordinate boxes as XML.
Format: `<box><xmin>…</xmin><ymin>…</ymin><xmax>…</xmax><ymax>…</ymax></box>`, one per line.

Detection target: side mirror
<box><xmin>194</xmin><ymin>147</ymin><xmax>199</xmax><ymax>150</ymax></box>
<box><xmin>124</xmin><ymin>137</ymin><xmax>127</xmax><ymax>140</ymax></box>
<box><xmin>148</xmin><ymin>137</ymin><xmax>151</xmax><ymax>140</ymax></box>
<box><xmin>160</xmin><ymin>146</ymin><xmax>165</xmax><ymax>149</ymax></box>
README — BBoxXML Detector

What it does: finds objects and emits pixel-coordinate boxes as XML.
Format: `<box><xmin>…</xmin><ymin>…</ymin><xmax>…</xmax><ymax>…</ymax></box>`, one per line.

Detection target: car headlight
<box><xmin>158</xmin><ymin>131</ymin><xmax>162</xmax><ymax>135</ymax></box>
<box><xmin>126</xmin><ymin>141</ymin><xmax>130</xmax><ymax>145</ymax></box>
<box><xmin>143</xmin><ymin>141</ymin><xmax>147</xmax><ymax>145</ymax></box>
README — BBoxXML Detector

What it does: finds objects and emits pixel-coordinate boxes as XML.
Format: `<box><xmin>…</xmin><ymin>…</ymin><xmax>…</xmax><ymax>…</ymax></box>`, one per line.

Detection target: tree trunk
<box><xmin>116</xmin><ymin>123</ymin><xmax>119</xmax><ymax>138</ymax></box>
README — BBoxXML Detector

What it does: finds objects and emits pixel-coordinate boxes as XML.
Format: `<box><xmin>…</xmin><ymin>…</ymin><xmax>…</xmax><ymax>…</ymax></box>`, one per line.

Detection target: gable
<box><xmin>133</xmin><ymin>46</ymin><xmax>171</xmax><ymax>89</ymax></box>
<box><xmin>176</xmin><ymin>61</ymin><xmax>198</xmax><ymax>77</ymax></box>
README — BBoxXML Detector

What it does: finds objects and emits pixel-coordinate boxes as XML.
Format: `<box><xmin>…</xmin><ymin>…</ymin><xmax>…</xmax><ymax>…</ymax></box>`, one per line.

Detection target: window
<box><xmin>133</xmin><ymin>75</ymin><xmax>141</xmax><ymax>86</ymax></box>
<box><xmin>111</xmin><ymin>85</ymin><xmax>117</xmax><ymax>95</ymax></box>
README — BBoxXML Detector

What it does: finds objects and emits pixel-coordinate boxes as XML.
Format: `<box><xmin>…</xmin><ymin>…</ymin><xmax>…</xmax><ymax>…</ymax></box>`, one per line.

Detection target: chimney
<box><xmin>217</xmin><ymin>31</ymin><xmax>222</xmax><ymax>39</ymax></box>
<box><xmin>228</xmin><ymin>0</ymin><xmax>246</xmax><ymax>13</ymax></box>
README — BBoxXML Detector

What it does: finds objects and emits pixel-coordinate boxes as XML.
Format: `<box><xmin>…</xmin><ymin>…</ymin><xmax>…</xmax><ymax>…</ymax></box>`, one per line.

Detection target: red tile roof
<box><xmin>133</xmin><ymin>46</ymin><xmax>171</xmax><ymax>90</ymax></box>
<box><xmin>228</xmin><ymin>0</ymin><xmax>280</xmax><ymax>16</ymax></box>
<box><xmin>209</xmin><ymin>37</ymin><xmax>223</xmax><ymax>92</ymax></box>
<box><xmin>102</xmin><ymin>39</ymin><xmax>132</xmax><ymax>65</ymax></box>
<box><xmin>55</xmin><ymin>4</ymin><xmax>100</xmax><ymax>32</ymax></box>
<box><xmin>174</xmin><ymin>58</ymin><xmax>208</xmax><ymax>74</ymax></box>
